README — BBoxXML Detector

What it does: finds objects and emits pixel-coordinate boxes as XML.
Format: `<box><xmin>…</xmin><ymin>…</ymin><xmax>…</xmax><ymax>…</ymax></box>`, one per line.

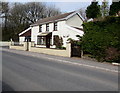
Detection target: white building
<box><xmin>19</xmin><ymin>11</ymin><xmax>84</xmax><ymax>48</ymax></box>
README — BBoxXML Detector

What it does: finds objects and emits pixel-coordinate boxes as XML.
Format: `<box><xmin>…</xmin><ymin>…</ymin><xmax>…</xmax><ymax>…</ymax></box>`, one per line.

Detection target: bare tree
<box><xmin>24</xmin><ymin>2</ymin><xmax>46</xmax><ymax>23</ymax></box>
<box><xmin>45</xmin><ymin>5</ymin><xmax>61</xmax><ymax>17</ymax></box>
<box><xmin>9</xmin><ymin>3</ymin><xmax>26</xmax><ymax>25</ymax></box>
<box><xmin>0</xmin><ymin>2</ymin><xmax>10</xmax><ymax>41</ymax></box>
<box><xmin>101</xmin><ymin>0</ymin><xmax>109</xmax><ymax>17</ymax></box>
<box><xmin>1</xmin><ymin>2</ymin><xmax>61</xmax><ymax>41</ymax></box>
<box><xmin>79</xmin><ymin>8</ymin><xmax>86</xmax><ymax>20</ymax></box>
<box><xmin>5</xmin><ymin>3</ymin><xmax>30</xmax><ymax>41</ymax></box>
<box><xmin>0</xmin><ymin>2</ymin><xmax>9</xmax><ymax>28</ymax></box>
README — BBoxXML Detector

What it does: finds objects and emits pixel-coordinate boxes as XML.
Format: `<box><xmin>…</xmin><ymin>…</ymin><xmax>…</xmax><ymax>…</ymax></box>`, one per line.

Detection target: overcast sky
<box><xmin>4</xmin><ymin>0</ymin><xmax>112</xmax><ymax>12</ymax></box>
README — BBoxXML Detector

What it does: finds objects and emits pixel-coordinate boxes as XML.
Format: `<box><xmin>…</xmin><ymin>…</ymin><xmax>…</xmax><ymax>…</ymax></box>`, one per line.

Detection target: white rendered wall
<box><xmin>42</xmin><ymin>24</ymin><xmax>46</xmax><ymax>32</ymax></box>
<box><xmin>66</xmin><ymin>14</ymin><xmax>83</xmax><ymax>28</ymax></box>
<box><xmin>31</xmin><ymin>14</ymin><xmax>84</xmax><ymax>47</ymax></box>
<box><xmin>31</xmin><ymin>26</ymin><xmax>39</xmax><ymax>44</ymax></box>
<box><xmin>19</xmin><ymin>37</ymin><xmax>25</xmax><ymax>44</ymax></box>
<box><xmin>52</xmin><ymin>21</ymin><xmax>70</xmax><ymax>47</ymax></box>
<box><xmin>41</xmin><ymin>23</ymin><xmax>53</xmax><ymax>32</ymax></box>
<box><xmin>49</xmin><ymin>23</ymin><xmax>54</xmax><ymax>32</ymax></box>
<box><xmin>52</xmin><ymin>20</ymin><xmax>84</xmax><ymax>47</ymax></box>
<box><xmin>32</xmin><ymin>23</ymin><xmax>54</xmax><ymax>44</ymax></box>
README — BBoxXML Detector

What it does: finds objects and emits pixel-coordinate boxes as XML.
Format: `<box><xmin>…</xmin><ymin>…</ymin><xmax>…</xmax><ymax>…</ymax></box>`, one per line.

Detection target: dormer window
<box><xmin>46</xmin><ymin>23</ymin><xmax>49</xmax><ymax>31</ymax></box>
<box><xmin>54</xmin><ymin>22</ymin><xmax>57</xmax><ymax>31</ymax></box>
<box><xmin>39</xmin><ymin>25</ymin><xmax>42</xmax><ymax>32</ymax></box>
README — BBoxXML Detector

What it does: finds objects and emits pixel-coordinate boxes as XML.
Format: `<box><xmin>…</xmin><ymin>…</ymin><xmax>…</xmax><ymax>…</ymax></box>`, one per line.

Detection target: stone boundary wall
<box><xmin>29</xmin><ymin>42</ymin><xmax>71</xmax><ymax>57</ymax></box>
<box><xmin>9</xmin><ymin>42</ymin><xmax>71</xmax><ymax>57</ymax></box>
<box><xmin>9</xmin><ymin>45</ymin><xmax>26</xmax><ymax>51</ymax></box>
<box><xmin>9</xmin><ymin>42</ymin><xmax>27</xmax><ymax>51</ymax></box>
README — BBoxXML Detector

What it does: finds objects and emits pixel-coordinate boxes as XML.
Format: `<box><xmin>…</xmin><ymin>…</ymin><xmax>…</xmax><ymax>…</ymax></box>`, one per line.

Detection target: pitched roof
<box><xmin>19</xmin><ymin>30</ymin><xmax>31</xmax><ymax>37</ymax></box>
<box><xmin>31</xmin><ymin>11</ymin><xmax>75</xmax><ymax>26</ymax></box>
<box><xmin>19</xmin><ymin>27</ymin><xmax>31</xmax><ymax>36</ymax></box>
<box><xmin>72</xmin><ymin>27</ymin><xmax>84</xmax><ymax>31</ymax></box>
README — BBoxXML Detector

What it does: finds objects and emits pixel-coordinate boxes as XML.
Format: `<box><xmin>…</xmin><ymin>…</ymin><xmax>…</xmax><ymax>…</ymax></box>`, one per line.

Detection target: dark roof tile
<box><xmin>31</xmin><ymin>11</ymin><xmax>75</xmax><ymax>26</ymax></box>
<box><xmin>19</xmin><ymin>29</ymin><xmax>31</xmax><ymax>37</ymax></box>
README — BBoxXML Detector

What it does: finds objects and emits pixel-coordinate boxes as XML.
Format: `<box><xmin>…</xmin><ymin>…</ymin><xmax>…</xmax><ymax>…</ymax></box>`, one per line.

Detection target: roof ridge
<box><xmin>31</xmin><ymin>11</ymin><xmax>75</xmax><ymax>26</ymax></box>
<box><xmin>40</xmin><ymin>11</ymin><xmax>75</xmax><ymax>20</ymax></box>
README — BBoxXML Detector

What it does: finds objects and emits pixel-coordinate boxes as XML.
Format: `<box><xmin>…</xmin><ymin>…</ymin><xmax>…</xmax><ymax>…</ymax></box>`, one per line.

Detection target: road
<box><xmin>2</xmin><ymin>49</ymin><xmax>119</xmax><ymax>91</ymax></box>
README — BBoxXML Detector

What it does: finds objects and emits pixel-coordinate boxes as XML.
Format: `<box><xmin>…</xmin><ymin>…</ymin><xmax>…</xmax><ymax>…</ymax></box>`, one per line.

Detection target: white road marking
<box><xmin>43</xmin><ymin>57</ymin><xmax>118</xmax><ymax>73</ymax></box>
<box><xmin>2</xmin><ymin>48</ymin><xmax>118</xmax><ymax>73</ymax></box>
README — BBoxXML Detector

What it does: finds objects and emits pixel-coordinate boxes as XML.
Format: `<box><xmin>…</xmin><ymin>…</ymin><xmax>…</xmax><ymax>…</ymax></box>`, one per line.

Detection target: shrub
<box><xmin>53</xmin><ymin>35</ymin><xmax>63</xmax><ymax>49</ymax></box>
<box><xmin>82</xmin><ymin>16</ymin><xmax>120</xmax><ymax>62</ymax></box>
<box><xmin>105</xmin><ymin>47</ymin><xmax>120</xmax><ymax>63</ymax></box>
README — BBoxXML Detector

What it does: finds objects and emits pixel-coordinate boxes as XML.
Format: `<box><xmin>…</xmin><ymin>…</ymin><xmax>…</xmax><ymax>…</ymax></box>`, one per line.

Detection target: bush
<box><xmin>105</xmin><ymin>47</ymin><xmax>120</xmax><ymax>63</ymax></box>
<box><xmin>53</xmin><ymin>35</ymin><xmax>63</xmax><ymax>49</ymax></box>
<box><xmin>82</xmin><ymin>16</ymin><xmax>120</xmax><ymax>62</ymax></box>
<box><xmin>56</xmin><ymin>46</ymin><xmax>66</xmax><ymax>49</ymax></box>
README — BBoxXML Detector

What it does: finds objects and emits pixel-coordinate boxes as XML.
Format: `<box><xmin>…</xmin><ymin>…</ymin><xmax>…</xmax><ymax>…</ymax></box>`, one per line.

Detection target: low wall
<box><xmin>30</xmin><ymin>47</ymin><xmax>69</xmax><ymax>57</ymax></box>
<box><xmin>29</xmin><ymin>42</ymin><xmax>71</xmax><ymax>57</ymax></box>
<box><xmin>9</xmin><ymin>42</ymin><xmax>71</xmax><ymax>57</ymax></box>
<box><xmin>0</xmin><ymin>41</ymin><xmax>10</xmax><ymax>46</ymax></box>
<box><xmin>9</xmin><ymin>45</ymin><xmax>26</xmax><ymax>51</ymax></box>
<box><xmin>9</xmin><ymin>42</ymin><xmax>27</xmax><ymax>51</ymax></box>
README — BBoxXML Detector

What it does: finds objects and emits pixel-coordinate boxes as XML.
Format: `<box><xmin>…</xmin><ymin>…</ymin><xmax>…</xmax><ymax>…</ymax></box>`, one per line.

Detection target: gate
<box><xmin>26</xmin><ymin>42</ymin><xmax>29</xmax><ymax>51</ymax></box>
<box><xmin>71</xmin><ymin>43</ymin><xmax>81</xmax><ymax>57</ymax></box>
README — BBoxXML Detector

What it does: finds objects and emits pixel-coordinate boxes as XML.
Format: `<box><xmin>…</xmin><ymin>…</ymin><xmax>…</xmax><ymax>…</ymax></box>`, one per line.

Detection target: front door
<box><xmin>46</xmin><ymin>36</ymin><xmax>50</xmax><ymax>48</ymax></box>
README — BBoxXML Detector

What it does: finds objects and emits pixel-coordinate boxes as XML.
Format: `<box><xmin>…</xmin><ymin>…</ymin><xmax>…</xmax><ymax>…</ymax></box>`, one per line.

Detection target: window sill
<box><xmin>37</xmin><ymin>44</ymin><xmax>46</xmax><ymax>45</ymax></box>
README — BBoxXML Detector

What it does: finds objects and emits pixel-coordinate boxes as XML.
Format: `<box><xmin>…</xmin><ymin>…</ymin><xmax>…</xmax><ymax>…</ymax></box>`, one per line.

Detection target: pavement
<box><xmin>1</xmin><ymin>47</ymin><xmax>119</xmax><ymax>91</ymax></box>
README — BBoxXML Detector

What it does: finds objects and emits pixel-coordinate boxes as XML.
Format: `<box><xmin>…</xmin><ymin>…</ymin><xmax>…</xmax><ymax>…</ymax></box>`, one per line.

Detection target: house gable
<box><xmin>66</xmin><ymin>13</ymin><xmax>83</xmax><ymax>28</ymax></box>
<box><xmin>19</xmin><ymin>27</ymin><xmax>31</xmax><ymax>37</ymax></box>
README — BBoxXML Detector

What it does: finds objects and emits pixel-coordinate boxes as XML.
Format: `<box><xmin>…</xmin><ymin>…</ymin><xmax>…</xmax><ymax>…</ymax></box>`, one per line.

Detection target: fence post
<box><xmin>66</xmin><ymin>42</ymin><xmax>71</xmax><ymax>57</ymax></box>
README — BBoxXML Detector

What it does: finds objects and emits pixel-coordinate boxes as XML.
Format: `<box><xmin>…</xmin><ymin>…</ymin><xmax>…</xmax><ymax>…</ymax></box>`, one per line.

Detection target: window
<box><xmin>39</xmin><ymin>25</ymin><xmax>42</xmax><ymax>32</ymax></box>
<box><xmin>46</xmin><ymin>23</ymin><xmax>49</xmax><ymax>31</ymax></box>
<box><xmin>54</xmin><ymin>22</ymin><xmax>57</xmax><ymax>31</ymax></box>
<box><xmin>37</xmin><ymin>36</ymin><xmax>46</xmax><ymax>45</ymax></box>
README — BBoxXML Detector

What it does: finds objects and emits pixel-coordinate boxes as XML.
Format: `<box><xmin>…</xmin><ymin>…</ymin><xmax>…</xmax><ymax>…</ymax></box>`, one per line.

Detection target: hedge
<box><xmin>82</xmin><ymin>16</ymin><xmax>120</xmax><ymax>62</ymax></box>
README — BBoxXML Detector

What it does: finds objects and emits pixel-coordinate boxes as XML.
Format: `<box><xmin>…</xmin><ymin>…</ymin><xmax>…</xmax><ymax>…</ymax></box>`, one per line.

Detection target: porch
<box><xmin>37</xmin><ymin>32</ymin><xmax>55</xmax><ymax>48</ymax></box>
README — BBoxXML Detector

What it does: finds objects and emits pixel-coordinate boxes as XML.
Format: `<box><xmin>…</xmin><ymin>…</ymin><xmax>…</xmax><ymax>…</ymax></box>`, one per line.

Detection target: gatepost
<box><xmin>23</xmin><ymin>42</ymin><xmax>27</xmax><ymax>51</ymax></box>
<box><xmin>66</xmin><ymin>42</ymin><xmax>71</xmax><ymax>57</ymax></box>
<box><xmin>24</xmin><ymin>42</ymin><xmax>32</xmax><ymax>51</ymax></box>
<box><xmin>28</xmin><ymin>42</ymin><xmax>31</xmax><ymax>51</ymax></box>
